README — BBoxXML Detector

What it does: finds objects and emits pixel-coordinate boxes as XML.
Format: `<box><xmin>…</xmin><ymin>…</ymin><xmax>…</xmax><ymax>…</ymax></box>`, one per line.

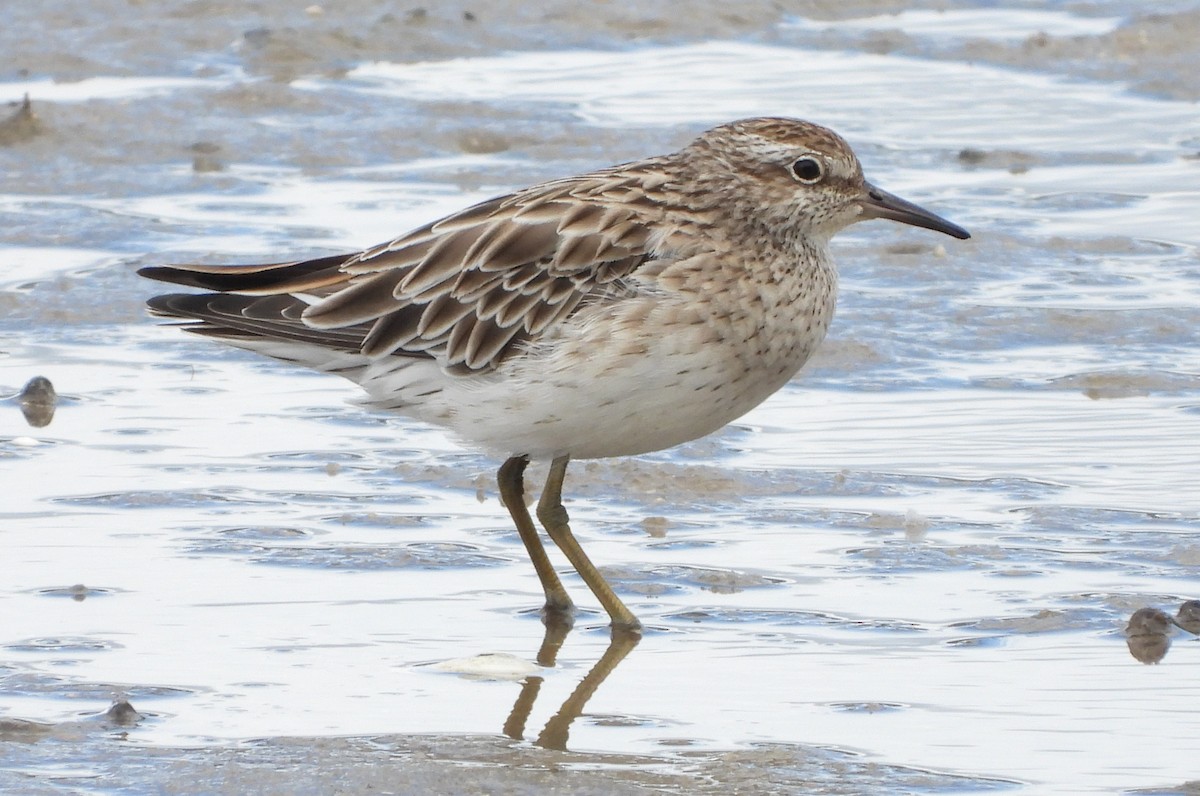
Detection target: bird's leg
<box><xmin>498</xmin><ymin>455</ymin><xmax>575</xmax><ymax>622</ymax></box>
<box><xmin>537</xmin><ymin>455</ymin><xmax>642</xmax><ymax>633</ymax></box>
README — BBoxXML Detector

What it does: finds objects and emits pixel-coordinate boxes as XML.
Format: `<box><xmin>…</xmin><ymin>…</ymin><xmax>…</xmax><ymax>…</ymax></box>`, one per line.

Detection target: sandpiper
<box><xmin>140</xmin><ymin>117</ymin><xmax>970</xmax><ymax>634</ymax></box>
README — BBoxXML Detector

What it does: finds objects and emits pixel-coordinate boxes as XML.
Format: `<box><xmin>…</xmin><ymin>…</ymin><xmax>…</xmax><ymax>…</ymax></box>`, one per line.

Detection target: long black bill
<box><xmin>859</xmin><ymin>181</ymin><xmax>970</xmax><ymax>240</ymax></box>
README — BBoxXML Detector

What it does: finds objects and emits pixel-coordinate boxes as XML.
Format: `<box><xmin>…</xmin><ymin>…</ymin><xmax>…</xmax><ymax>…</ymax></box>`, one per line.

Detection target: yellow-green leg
<box><xmin>536</xmin><ymin>455</ymin><xmax>642</xmax><ymax>633</ymax></box>
<box><xmin>498</xmin><ymin>455</ymin><xmax>574</xmax><ymax>619</ymax></box>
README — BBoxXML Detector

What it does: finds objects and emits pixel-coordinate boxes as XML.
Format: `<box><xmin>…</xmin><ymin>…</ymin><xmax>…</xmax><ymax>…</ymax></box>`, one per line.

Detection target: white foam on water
<box><xmin>784</xmin><ymin>8</ymin><xmax>1124</xmax><ymax>40</ymax></box>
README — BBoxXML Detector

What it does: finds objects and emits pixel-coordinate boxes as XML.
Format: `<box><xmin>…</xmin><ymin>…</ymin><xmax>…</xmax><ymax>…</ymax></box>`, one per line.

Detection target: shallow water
<box><xmin>2</xmin><ymin>1</ymin><xmax>1199</xmax><ymax>793</ymax></box>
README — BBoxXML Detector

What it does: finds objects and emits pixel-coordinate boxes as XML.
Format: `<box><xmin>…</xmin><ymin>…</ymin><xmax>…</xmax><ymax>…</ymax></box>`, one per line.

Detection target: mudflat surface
<box><xmin>3</xmin><ymin>1</ymin><xmax>1199</xmax><ymax>794</ymax></box>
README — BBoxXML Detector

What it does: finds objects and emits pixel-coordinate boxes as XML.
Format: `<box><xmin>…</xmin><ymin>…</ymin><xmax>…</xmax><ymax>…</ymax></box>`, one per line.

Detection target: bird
<box><xmin>139</xmin><ymin>117</ymin><xmax>970</xmax><ymax>635</ymax></box>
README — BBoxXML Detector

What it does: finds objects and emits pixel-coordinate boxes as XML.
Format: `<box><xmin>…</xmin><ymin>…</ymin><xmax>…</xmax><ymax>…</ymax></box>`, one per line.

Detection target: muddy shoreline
<box><xmin>3</xmin><ymin>1</ymin><xmax>1199</xmax><ymax>794</ymax></box>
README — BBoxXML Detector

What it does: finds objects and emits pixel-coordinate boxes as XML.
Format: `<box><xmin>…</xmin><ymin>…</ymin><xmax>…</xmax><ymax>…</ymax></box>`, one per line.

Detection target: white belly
<box><xmin>414</xmin><ymin>291</ymin><xmax>832</xmax><ymax>460</ymax></box>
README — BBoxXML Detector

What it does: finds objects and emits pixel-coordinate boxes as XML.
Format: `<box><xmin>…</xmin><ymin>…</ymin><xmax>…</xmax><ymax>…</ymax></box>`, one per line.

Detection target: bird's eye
<box><xmin>790</xmin><ymin>156</ymin><xmax>823</xmax><ymax>184</ymax></box>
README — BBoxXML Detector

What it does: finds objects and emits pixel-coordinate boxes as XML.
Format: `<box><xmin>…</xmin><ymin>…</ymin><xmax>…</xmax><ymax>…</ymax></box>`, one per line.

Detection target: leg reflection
<box><xmin>502</xmin><ymin>622</ymin><xmax>642</xmax><ymax>750</ymax></box>
<box><xmin>502</xmin><ymin>617</ymin><xmax>572</xmax><ymax>741</ymax></box>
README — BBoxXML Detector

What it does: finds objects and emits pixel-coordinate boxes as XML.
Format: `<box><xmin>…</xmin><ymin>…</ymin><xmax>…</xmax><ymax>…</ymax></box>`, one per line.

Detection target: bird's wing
<box><xmin>141</xmin><ymin>162</ymin><xmax>673</xmax><ymax>371</ymax></box>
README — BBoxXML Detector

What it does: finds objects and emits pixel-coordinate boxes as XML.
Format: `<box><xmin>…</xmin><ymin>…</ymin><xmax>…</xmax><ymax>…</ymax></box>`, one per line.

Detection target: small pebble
<box><xmin>19</xmin><ymin>375</ymin><xmax>57</xmax><ymax>427</ymax></box>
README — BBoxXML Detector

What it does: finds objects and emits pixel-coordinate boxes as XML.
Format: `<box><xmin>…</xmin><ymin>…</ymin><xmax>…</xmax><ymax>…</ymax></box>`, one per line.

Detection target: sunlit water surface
<box><xmin>2</xmin><ymin>5</ymin><xmax>1199</xmax><ymax>794</ymax></box>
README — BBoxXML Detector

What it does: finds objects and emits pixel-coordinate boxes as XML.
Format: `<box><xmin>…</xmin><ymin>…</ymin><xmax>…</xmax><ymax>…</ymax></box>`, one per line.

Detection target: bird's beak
<box><xmin>859</xmin><ymin>181</ymin><xmax>970</xmax><ymax>240</ymax></box>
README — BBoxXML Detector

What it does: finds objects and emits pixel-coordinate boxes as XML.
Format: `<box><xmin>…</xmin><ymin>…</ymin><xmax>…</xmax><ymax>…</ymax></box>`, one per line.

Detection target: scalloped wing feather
<box><xmin>300</xmin><ymin>166</ymin><xmax>670</xmax><ymax>368</ymax></box>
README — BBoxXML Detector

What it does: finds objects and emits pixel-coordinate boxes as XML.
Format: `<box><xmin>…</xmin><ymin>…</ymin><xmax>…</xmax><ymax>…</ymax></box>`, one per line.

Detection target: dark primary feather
<box><xmin>138</xmin><ymin>253</ymin><xmax>356</xmax><ymax>295</ymax></box>
<box><xmin>140</xmin><ymin>163</ymin><xmax>672</xmax><ymax>371</ymax></box>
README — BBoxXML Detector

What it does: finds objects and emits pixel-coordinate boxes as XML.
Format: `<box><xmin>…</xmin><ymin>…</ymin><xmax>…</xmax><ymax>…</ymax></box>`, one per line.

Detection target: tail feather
<box><xmin>141</xmin><ymin>253</ymin><xmax>380</xmax><ymax>356</ymax></box>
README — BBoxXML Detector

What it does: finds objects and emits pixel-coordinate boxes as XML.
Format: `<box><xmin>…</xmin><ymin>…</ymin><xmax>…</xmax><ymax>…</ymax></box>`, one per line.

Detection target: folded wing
<box><xmin>141</xmin><ymin>163</ymin><xmax>671</xmax><ymax>371</ymax></box>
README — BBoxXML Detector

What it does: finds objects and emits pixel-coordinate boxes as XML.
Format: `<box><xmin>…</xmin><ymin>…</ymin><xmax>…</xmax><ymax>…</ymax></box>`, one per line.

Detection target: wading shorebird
<box><xmin>141</xmin><ymin>117</ymin><xmax>970</xmax><ymax>634</ymax></box>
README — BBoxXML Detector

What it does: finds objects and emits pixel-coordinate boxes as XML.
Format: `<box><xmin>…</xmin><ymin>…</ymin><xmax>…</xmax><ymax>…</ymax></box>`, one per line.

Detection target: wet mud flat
<box><xmin>3</xmin><ymin>0</ymin><xmax>1200</xmax><ymax>793</ymax></box>
<box><xmin>0</xmin><ymin>726</ymin><xmax>1012</xmax><ymax>795</ymax></box>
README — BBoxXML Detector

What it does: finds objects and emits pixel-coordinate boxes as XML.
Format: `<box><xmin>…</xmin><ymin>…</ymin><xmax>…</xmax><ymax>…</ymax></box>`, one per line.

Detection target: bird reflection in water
<box><xmin>1124</xmin><ymin>601</ymin><xmax>1199</xmax><ymax>664</ymax></box>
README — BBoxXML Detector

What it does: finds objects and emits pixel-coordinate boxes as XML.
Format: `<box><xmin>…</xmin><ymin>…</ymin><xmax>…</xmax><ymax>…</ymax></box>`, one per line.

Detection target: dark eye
<box><xmin>790</xmin><ymin>156</ymin><xmax>823</xmax><ymax>184</ymax></box>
